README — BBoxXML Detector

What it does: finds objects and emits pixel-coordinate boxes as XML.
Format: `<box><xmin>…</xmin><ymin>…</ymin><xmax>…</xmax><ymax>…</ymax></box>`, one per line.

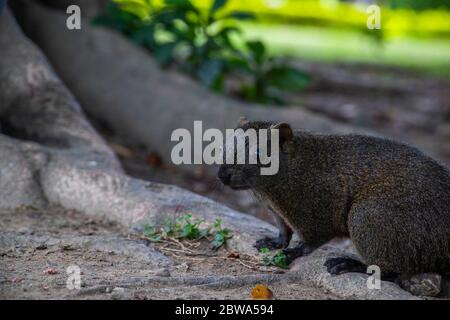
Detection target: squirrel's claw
<box><xmin>324</xmin><ymin>257</ymin><xmax>367</xmax><ymax>275</ymax></box>
<box><xmin>282</xmin><ymin>242</ymin><xmax>316</xmax><ymax>265</ymax></box>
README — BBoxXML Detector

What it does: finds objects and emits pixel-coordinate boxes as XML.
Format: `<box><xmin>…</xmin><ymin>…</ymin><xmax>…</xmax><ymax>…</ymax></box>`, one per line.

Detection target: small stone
<box><xmin>154</xmin><ymin>268</ymin><xmax>171</xmax><ymax>277</ymax></box>
<box><xmin>105</xmin><ymin>287</ymin><xmax>111</xmax><ymax>293</ymax></box>
<box><xmin>110</xmin><ymin>287</ymin><xmax>128</xmax><ymax>300</ymax></box>
<box><xmin>398</xmin><ymin>273</ymin><xmax>442</xmax><ymax>297</ymax></box>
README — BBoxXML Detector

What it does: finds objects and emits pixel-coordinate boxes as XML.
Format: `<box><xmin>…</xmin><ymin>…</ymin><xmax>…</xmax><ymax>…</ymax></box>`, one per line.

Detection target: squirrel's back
<box><xmin>278</xmin><ymin>131</ymin><xmax>450</xmax><ymax>273</ymax></box>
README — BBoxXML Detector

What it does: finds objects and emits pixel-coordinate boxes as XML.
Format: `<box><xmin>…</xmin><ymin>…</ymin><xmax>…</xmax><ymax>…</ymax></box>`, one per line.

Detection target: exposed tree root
<box><xmin>0</xmin><ymin>7</ymin><xmax>276</xmax><ymax>257</ymax></box>
<box><xmin>77</xmin><ymin>272</ymin><xmax>308</xmax><ymax>297</ymax></box>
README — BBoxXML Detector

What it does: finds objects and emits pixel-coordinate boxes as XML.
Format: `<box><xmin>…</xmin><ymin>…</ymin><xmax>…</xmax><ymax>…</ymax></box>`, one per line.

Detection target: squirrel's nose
<box><xmin>218</xmin><ymin>167</ymin><xmax>231</xmax><ymax>185</ymax></box>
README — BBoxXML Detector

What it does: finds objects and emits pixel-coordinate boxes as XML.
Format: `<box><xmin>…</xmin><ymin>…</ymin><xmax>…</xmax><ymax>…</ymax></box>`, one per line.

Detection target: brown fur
<box><xmin>219</xmin><ymin>120</ymin><xmax>450</xmax><ymax>274</ymax></box>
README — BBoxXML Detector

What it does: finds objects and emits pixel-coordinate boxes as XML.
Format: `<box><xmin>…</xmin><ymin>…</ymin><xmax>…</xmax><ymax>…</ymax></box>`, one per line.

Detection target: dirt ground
<box><xmin>0</xmin><ymin>207</ymin><xmax>339</xmax><ymax>300</ymax></box>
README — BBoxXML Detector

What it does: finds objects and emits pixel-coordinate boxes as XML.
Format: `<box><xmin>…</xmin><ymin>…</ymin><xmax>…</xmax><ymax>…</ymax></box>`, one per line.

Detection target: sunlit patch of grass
<box><xmin>239</xmin><ymin>22</ymin><xmax>450</xmax><ymax>78</ymax></box>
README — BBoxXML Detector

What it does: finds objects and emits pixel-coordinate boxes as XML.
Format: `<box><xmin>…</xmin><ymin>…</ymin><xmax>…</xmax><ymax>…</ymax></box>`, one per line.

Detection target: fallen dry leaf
<box><xmin>251</xmin><ymin>284</ymin><xmax>273</xmax><ymax>300</ymax></box>
<box><xmin>227</xmin><ymin>252</ymin><xmax>240</xmax><ymax>259</ymax></box>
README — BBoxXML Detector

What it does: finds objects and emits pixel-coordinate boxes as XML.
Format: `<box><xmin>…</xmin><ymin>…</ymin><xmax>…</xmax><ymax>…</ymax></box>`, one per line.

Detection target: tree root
<box><xmin>0</xmin><ymin>7</ymin><xmax>276</xmax><ymax>256</ymax></box>
<box><xmin>76</xmin><ymin>272</ymin><xmax>308</xmax><ymax>297</ymax></box>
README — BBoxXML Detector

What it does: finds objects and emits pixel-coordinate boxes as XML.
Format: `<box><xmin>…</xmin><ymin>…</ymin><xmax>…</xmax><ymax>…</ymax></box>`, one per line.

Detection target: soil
<box><xmin>0</xmin><ymin>207</ymin><xmax>339</xmax><ymax>300</ymax></box>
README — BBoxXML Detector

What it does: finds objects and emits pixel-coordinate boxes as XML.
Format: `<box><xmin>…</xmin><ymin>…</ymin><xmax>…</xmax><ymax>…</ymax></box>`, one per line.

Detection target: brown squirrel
<box><xmin>218</xmin><ymin>119</ymin><xmax>450</xmax><ymax>278</ymax></box>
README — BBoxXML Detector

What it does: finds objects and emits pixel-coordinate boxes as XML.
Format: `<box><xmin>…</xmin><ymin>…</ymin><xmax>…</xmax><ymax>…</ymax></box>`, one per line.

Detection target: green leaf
<box><xmin>224</xmin><ymin>11</ymin><xmax>255</xmax><ymax>20</ymax></box>
<box><xmin>216</xmin><ymin>26</ymin><xmax>241</xmax><ymax>37</ymax></box>
<box><xmin>246</xmin><ymin>40</ymin><xmax>265</xmax><ymax>64</ymax></box>
<box><xmin>164</xmin><ymin>0</ymin><xmax>198</xmax><ymax>13</ymax></box>
<box><xmin>214</xmin><ymin>218</ymin><xmax>222</xmax><ymax>229</ymax></box>
<box><xmin>265</xmin><ymin>66</ymin><xmax>312</xmax><ymax>91</ymax></box>
<box><xmin>142</xmin><ymin>224</ymin><xmax>162</xmax><ymax>242</ymax></box>
<box><xmin>210</xmin><ymin>0</ymin><xmax>228</xmax><ymax>16</ymax></box>
<box><xmin>182</xmin><ymin>224</ymin><xmax>197</xmax><ymax>239</ymax></box>
<box><xmin>213</xmin><ymin>27</ymin><xmax>240</xmax><ymax>52</ymax></box>
<box><xmin>130</xmin><ymin>23</ymin><xmax>155</xmax><ymax>46</ymax></box>
<box><xmin>142</xmin><ymin>224</ymin><xmax>156</xmax><ymax>237</ymax></box>
<box><xmin>93</xmin><ymin>3</ymin><xmax>143</xmax><ymax>33</ymax></box>
<box><xmin>211</xmin><ymin>232</ymin><xmax>225</xmax><ymax>248</ymax></box>
<box><xmin>259</xmin><ymin>249</ymin><xmax>288</xmax><ymax>269</ymax></box>
<box><xmin>211</xmin><ymin>230</ymin><xmax>231</xmax><ymax>249</ymax></box>
<box><xmin>163</xmin><ymin>218</ymin><xmax>175</xmax><ymax>234</ymax></box>
<box><xmin>227</xmin><ymin>57</ymin><xmax>251</xmax><ymax>73</ymax></box>
<box><xmin>259</xmin><ymin>247</ymin><xmax>269</xmax><ymax>254</ymax></box>
<box><xmin>113</xmin><ymin>0</ymin><xmax>153</xmax><ymax>21</ymax></box>
<box><xmin>154</xmin><ymin>42</ymin><xmax>177</xmax><ymax>66</ymax></box>
<box><xmin>272</xmin><ymin>251</ymin><xmax>289</xmax><ymax>269</ymax></box>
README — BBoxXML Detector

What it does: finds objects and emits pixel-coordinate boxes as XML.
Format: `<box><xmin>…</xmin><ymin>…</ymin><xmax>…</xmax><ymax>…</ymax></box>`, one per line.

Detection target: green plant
<box><xmin>259</xmin><ymin>247</ymin><xmax>288</xmax><ymax>269</ymax></box>
<box><xmin>141</xmin><ymin>214</ymin><xmax>232</xmax><ymax>249</ymax></box>
<box><xmin>155</xmin><ymin>0</ymin><xmax>255</xmax><ymax>90</ymax></box>
<box><xmin>93</xmin><ymin>2</ymin><xmax>159</xmax><ymax>52</ymax></box>
<box><xmin>95</xmin><ymin>0</ymin><xmax>311</xmax><ymax>103</ymax></box>
<box><xmin>236</xmin><ymin>40</ymin><xmax>312</xmax><ymax>104</ymax></box>
<box><xmin>142</xmin><ymin>224</ymin><xmax>162</xmax><ymax>241</ymax></box>
<box><xmin>211</xmin><ymin>218</ymin><xmax>232</xmax><ymax>249</ymax></box>
<box><xmin>388</xmin><ymin>0</ymin><xmax>450</xmax><ymax>11</ymax></box>
<box><xmin>272</xmin><ymin>251</ymin><xmax>288</xmax><ymax>269</ymax></box>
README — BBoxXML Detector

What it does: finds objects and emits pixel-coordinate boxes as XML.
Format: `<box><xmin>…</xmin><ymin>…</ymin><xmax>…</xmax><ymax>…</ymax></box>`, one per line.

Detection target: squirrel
<box><xmin>218</xmin><ymin>118</ymin><xmax>450</xmax><ymax>278</ymax></box>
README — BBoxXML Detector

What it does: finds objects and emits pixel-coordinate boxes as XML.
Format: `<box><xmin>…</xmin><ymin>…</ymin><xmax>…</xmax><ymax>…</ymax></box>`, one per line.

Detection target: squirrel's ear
<box><xmin>271</xmin><ymin>122</ymin><xmax>293</xmax><ymax>145</ymax></box>
<box><xmin>238</xmin><ymin>116</ymin><xmax>249</xmax><ymax>127</ymax></box>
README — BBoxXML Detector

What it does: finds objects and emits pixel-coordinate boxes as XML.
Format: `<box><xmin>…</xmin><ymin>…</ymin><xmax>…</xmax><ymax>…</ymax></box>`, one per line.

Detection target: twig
<box><xmin>159</xmin><ymin>246</ymin><xmax>217</xmax><ymax>257</ymax></box>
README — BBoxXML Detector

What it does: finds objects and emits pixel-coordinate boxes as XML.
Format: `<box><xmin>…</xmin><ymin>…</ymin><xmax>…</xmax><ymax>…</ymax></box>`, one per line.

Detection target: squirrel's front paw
<box><xmin>254</xmin><ymin>236</ymin><xmax>287</xmax><ymax>250</ymax></box>
<box><xmin>282</xmin><ymin>242</ymin><xmax>315</xmax><ymax>265</ymax></box>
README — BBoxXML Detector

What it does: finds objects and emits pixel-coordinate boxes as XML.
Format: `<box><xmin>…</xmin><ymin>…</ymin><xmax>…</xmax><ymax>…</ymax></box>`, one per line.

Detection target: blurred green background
<box><xmin>207</xmin><ymin>0</ymin><xmax>450</xmax><ymax>77</ymax></box>
<box><xmin>108</xmin><ymin>0</ymin><xmax>450</xmax><ymax>78</ymax></box>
